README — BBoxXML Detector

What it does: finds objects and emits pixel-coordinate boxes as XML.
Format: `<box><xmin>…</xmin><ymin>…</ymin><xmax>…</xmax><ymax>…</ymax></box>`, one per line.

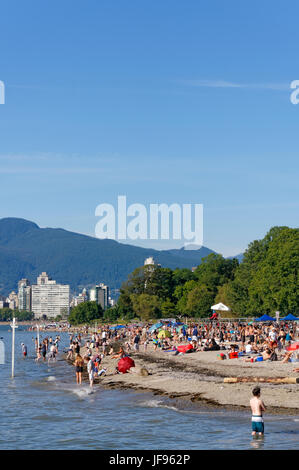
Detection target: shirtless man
<box><xmin>250</xmin><ymin>386</ymin><xmax>266</xmax><ymax>436</ymax></box>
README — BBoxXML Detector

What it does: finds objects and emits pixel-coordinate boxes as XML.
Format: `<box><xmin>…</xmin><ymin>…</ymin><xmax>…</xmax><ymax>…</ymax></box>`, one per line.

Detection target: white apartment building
<box><xmin>31</xmin><ymin>272</ymin><xmax>70</xmax><ymax>319</ymax></box>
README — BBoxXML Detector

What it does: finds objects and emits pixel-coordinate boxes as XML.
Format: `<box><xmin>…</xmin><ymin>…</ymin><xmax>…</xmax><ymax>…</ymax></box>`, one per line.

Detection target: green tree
<box><xmin>131</xmin><ymin>293</ymin><xmax>162</xmax><ymax>321</ymax></box>
<box><xmin>227</xmin><ymin>227</ymin><xmax>299</xmax><ymax>316</ymax></box>
<box><xmin>194</xmin><ymin>253</ymin><xmax>238</xmax><ymax>298</ymax></box>
<box><xmin>103</xmin><ymin>306</ymin><xmax>120</xmax><ymax>322</ymax></box>
<box><xmin>185</xmin><ymin>284</ymin><xmax>214</xmax><ymax>318</ymax></box>
<box><xmin>172</xmin><ymin>268</ymin><xmax>196</xmax><ymax>286</ymax></box>
<box><xmin>69</xmin><ymin>301</ymin><xmax>103</xmax><ymax>325</ymax></box>
<box><xmin>161</xmin><ymin>298</ymin><xmax>176</xmax><ymax>317</ymax></box>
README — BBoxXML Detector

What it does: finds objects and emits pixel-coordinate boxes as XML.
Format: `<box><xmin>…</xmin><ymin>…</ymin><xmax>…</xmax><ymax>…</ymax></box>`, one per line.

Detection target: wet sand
<box><xmin>74</xmin><ymin>343</ymin><xmax>299</xmax><ymax>415</ymax></box>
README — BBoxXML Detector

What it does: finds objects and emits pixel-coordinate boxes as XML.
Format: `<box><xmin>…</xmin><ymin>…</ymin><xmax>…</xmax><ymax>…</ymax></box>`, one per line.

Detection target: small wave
<box><xmin>54</xmin><ymin>384</ymin><xmax>95</xmax><ymax>399</ymax></box>
<box><xmin>46</xmin><ymin>376</ymin><xmax>56</xmax><ymax>382</ymax></box>
<box><xmin>139</xmin><ymin>399</ymin><xmax>179</xmax><ymax>412</ymax></box>
<box><xmin>71</xmin><ymin>387</ymin><xmax>95</xmax><ymax>398</ymax></box>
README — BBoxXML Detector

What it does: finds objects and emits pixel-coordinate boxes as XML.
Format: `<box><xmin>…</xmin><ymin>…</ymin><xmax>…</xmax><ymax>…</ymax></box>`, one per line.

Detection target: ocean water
<box><xmin>0</xmin><ymin>325</ymin><xmax>298</xmax><ymax>450</ymax></box>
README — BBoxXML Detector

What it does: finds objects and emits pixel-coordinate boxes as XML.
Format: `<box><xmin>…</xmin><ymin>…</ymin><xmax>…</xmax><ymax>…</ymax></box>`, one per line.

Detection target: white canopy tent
<box><xmin>211</xmin><ymin>302</ymin><xmax>231</xmax><ymax>311</ymax></box>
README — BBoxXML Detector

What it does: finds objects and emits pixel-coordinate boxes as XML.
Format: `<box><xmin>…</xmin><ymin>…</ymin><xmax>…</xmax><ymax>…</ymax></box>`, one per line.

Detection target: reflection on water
<box><xmin>0</xmin><ymin>326</ymin><xmax>298</xmax><ymax>450</ymax></box>
<box><xmin>250</xmin><ymin>435</ymin><xmax>265</xmax><ymax>450</ymax></box>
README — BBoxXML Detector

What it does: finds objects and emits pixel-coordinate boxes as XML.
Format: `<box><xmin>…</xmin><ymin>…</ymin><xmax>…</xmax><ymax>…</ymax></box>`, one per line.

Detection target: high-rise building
<box><xmin>144</xmin><ymin>256</ymin><xmax>161</xmax><ymax>268</ymax></box>
<box><xmin>71</xmin><ymin>288</ymin><xmax>88</xmax><ymax>308</ymax></box>
<box><xmin>18</xmin><ymin>279</ymin><xmax>31</xmax><ymax>311</ymax></box>
<box><xmin>8</xmin><ymin>291</ymin><xmax>18</xmax><ymax>310</ymax></box>
<box><xmin>89</xmin><ymin>283</ymin><xmax>109</xmax><ymax>310</ymax></box>
<box><xmin>31</xmin><ymin>272</ymin><xmax>70</xmax><ymax>319</ymax></box>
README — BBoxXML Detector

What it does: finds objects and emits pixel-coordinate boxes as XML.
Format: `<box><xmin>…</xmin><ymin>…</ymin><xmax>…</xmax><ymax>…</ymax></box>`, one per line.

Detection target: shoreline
<box><xmin>68</xmin><ymin>344</ymin><xmax>299</xmax><ymax>415</ymax></box>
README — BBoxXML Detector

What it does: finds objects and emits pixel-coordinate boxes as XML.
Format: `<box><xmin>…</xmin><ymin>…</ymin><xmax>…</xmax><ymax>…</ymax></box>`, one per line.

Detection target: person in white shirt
<box><xmin>269</xmin><ymin>329</ymin><xmax>277</xmax><ymax>341</ymax></box>
<box><xmin>86</xmin><ymin>357</ymin><xmax>95</xmax><ymax>388</ymax></box>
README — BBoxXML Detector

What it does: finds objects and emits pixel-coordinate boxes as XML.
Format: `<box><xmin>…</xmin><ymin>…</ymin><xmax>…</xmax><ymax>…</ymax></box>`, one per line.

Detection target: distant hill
<box><xmin>0</xmin><ymin>218</ymin><xmax>225</xmax><ymax>296</ymax></box>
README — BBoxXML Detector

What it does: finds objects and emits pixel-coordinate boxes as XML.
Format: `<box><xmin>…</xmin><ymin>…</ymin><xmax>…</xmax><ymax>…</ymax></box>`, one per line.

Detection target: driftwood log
<box><xmin>224</xmin><ymin>377</ymin><xmax>299</xmax><ymax>384</ymax></box>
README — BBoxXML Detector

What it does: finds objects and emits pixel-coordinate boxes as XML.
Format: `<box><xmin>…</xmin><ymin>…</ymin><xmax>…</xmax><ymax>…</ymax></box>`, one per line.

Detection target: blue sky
<box><xmin>0</xmin><ymin>0</ymin><xmax>298</xmax><ymax>256</ymax></box>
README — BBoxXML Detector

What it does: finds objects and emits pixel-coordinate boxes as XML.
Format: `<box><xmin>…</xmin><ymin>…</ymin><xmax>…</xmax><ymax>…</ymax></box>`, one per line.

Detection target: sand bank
<box><xmin>73</xmin><ymin>343</ymin><xmax>299</xmax><ymax>415</ymax></box>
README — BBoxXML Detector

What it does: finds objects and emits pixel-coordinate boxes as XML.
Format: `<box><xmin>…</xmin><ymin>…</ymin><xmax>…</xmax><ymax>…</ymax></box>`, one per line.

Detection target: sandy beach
<box><xmin>74</xmin><ymin>342</ymin><xmax>299</xmax><ymax>415</ymax></box>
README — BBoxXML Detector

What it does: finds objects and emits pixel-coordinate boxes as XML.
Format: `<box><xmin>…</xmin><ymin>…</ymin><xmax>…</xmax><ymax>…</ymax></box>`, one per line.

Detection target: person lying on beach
<box><xmin>191</xmin><ymin>340</ymin><xmax>200</xmax><ymax>351</ymax></box>
<box><xmin>202</xmin><ymin>338</ymin><xmax>220</xmax><ymax>351</ymax></box>
<box><xmin>281</xmin><ymin>350</ymin><xmax>294</xmax><ymax>363</ymax></box>
<box><xmin>242</xmin><ymin>348</ymin><xmax>272</xmax><ymax>362</ymax></box>
<box><xmin>161</xmin><ymin>340</ymin><xmax>172</xmax><ymax>350</ymax></box>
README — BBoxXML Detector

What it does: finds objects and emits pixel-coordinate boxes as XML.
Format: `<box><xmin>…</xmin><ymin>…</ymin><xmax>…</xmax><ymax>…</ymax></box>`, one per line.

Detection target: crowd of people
<box><xmin>21</xmin><ymin>318</ymin><xmax>298</xmax><ymax>389</ymax></box>
<box><xmin>64</xmin><ymin>319</ymin><xmax>298</xmax><ymax>388</ymax></box>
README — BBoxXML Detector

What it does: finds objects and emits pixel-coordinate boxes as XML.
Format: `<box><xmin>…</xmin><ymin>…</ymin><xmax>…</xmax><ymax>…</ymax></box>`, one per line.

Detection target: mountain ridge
<box><xmin>0</xmin><ymin>218</ymin><xmax>240</xmax><ymax>296</ymax></box>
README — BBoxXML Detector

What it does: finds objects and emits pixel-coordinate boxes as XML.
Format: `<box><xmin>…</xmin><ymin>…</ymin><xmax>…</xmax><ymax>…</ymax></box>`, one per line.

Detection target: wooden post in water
<box><xmin>36</xmin><ymin>324</ymin><xmax>40</xmax><ymax>351</ymax></box>
<box><xmin>10</xmin><ymin>317</ymin><xmax>18</xmax><ymax>378</ymax></box>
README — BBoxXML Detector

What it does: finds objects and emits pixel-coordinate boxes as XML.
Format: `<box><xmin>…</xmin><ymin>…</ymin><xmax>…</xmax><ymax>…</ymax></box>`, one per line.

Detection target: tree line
<box><xmin>0</xmin><ymin>308</ymin><xmax>34</xmax><ymax>321</ymax></box>
<box><xmin>68</xmin><ymin>226</ymin><xmax>298</xmax><ymax>324</ymax></box>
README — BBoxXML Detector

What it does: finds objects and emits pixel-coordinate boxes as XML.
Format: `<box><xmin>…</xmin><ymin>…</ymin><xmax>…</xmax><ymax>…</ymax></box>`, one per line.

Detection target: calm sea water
<box><xmin>0</xmin><ymin>325</ymin><xmax>298</xmax><ymax>450</ymax></box>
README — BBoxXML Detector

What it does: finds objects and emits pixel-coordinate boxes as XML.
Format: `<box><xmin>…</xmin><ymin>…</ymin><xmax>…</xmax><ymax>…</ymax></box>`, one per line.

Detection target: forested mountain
<box><xmin>0</xmin><ymin>218</ymin><xmax>218</xmax><ymax>295</ymax></box>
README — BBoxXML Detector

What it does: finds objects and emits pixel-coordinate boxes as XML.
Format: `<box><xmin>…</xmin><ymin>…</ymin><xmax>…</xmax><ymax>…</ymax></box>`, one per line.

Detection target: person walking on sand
<box><xmin>133</xmin><ymin>333</ymin><xmax>140</xmax><ymax>352</ymax></box>
<box><xmin>250</xmin><ymin>386</ymin><xmax>266</xmax><ymax>437</ymax></box>
<box><xmin>74</xmin><ymin>354</ymin><xmax>84</xmax><ymax>385</ymax></box>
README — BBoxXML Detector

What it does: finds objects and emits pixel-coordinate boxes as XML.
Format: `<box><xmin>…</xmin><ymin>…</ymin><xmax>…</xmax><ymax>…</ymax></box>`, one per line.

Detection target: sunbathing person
<box><xmin>242</xmin><ymin>348</ymin><xmax>272</xmax><ymax>362</ymax></box>
<box><xmin>281</xmin><ymin>350</ymin><xmax>294</xmax><ymax>363</ymax></box>
<box><xmin>111</xmin><ymin>346</ymin><xmax>126</xmax><ymax>359</ymax></box>
<box><xmin>203</xmin><ymin>338</ymin><xmax>220</xmax><ymax>351</ymax></box>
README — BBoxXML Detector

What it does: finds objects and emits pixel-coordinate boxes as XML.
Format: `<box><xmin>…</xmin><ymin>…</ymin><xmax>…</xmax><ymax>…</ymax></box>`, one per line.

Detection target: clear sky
<box><xmin>0</xmin><ymin>0</ymin><xmax>298</xmax><ymax>256</ymax></box>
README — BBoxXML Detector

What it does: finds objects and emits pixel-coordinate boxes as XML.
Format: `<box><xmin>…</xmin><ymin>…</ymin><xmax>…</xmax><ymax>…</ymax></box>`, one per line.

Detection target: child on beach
<box><xmin>250</xmin><ymin>386</ymin><xmax>266</xmax><ymax>436</ymax></box>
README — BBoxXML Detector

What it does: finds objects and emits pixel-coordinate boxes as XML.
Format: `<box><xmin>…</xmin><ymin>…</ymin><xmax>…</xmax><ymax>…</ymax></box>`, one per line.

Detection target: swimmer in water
<box><xmin>250</xmin><ymin>386</ymin><xmax>266</xmax><ymax>437</ymax></box>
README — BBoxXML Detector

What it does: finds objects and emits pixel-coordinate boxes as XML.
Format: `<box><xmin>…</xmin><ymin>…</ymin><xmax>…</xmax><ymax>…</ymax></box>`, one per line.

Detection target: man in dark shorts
<box><xmin>133</xmin><ymin>333</ymin><xmax>140</xmax><ymax>352</ymax></box>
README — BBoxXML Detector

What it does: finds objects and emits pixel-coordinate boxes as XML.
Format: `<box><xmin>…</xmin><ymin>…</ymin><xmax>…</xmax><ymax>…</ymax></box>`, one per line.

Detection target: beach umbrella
<box><xmin>149</xmin><ymin>322</ymin><xmax>163</xmax><ymax>333</ymax></box>
<box><xmin>176</xmin><ymin>324</ymin><xmax>188</xmax><ymax>333</ymax></box>
<box><xmin>110</xmin><ymin>325</ymin><xmax>126</xmax><ymax>330</ymax></box>
<box><xmin>158</xmin><ymin>330</ymin><xmax>171</xmax><ymax>339</ymax></box>
<box><xmin>117</xmin><ymin>356</ymin><xmax>135</xmax><ymax>373</ymax></box>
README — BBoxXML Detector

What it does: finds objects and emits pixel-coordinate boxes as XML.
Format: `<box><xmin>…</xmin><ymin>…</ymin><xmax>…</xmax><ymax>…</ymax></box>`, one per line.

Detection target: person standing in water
<box><xmin>21</xmin><ymin>343</ymin><xmax>27</xmax><ymax>358</ymax></box>
<box><xmin>86</xmin><ymin>356</ymin><xmax>95</xmax><ymax>388</ymax></box>
<box><xmin>250</xmin><ymin>386</ymin><xmax>266</xmax><ymax>436</ymax></box>
<box><xmin>74</xmin><ymin>354</ymin><xmax>84</xmax><ymax>385</ymax></box>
